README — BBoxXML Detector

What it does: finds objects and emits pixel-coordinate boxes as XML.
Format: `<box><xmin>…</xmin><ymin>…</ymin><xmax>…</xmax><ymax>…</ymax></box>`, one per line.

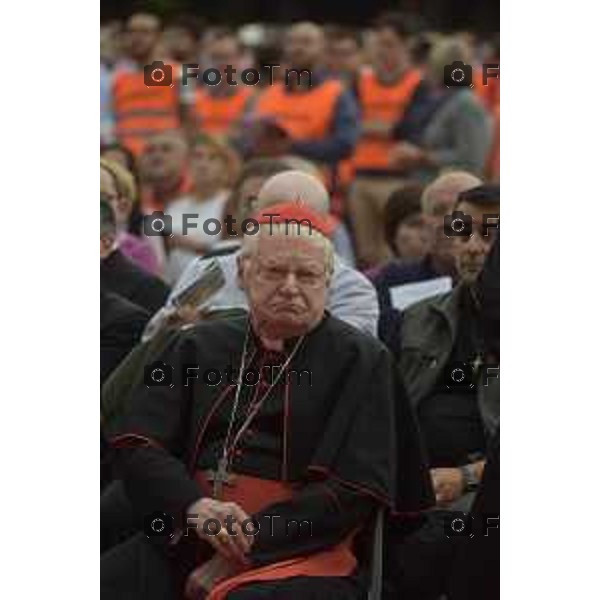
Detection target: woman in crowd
<box><xmin>163</xmin><ymin>134</ymin><xmax>240</xmax><ymax>284</ymax></box>
<box><xmin>101</xmin><ymin>142</ymin><xmax>137</xmax><ymax>174</ymax></box>
<box><xmin>383</xmin><ymin>183</ymin><xmax>429</xmax><ymax>262</ymax></box>
<box><xmin>100</xmin><ymin>157</ymin><xmax>163</xmax><ymax>276</ymax></box>
<box><xmin>366</xmin><ymin>182</ymin><xmax>428</xmax><ymax>279</ymax></box>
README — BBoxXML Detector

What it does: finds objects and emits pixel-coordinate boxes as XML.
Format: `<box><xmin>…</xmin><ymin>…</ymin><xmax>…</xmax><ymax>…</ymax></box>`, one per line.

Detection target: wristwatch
<box><xmin>459</xmin><ymin>464</ymin><xmax>479</xmax><ymax>492</ymax></box>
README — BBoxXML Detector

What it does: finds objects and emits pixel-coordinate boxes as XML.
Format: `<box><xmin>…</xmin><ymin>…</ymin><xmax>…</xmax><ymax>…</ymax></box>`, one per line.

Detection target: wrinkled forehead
<box><xmin>254</xmin><ymin>233</ymin><xmax>326</xmax><ymax>265</ymax></box>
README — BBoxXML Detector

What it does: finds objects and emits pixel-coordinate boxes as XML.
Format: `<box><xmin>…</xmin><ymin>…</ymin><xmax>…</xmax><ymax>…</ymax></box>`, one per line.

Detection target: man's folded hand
<box><xmin>186</xmin><ymin>498</ymin><xmax>254</xmax><ymax>564</ymax></box>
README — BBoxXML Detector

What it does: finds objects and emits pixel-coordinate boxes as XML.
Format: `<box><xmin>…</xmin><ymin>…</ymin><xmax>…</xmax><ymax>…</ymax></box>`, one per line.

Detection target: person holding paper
<box><xmin>372</xmin><ymin>170</ymin><xmax>481</xmax><ymax>352</ymax></box>
<box><xmin>383</xmin><ymin>184</ymin><xmax>500</xmax><ymax>600</ymax></box>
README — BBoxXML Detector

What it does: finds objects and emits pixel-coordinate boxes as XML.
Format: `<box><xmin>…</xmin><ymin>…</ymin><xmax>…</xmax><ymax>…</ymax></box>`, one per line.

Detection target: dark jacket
<box><xmin>397</xmin><ymin>285</ymin><xmax>499</xmax><ymax>437</ymax></box>
<box><xmin>100</xmin><ymin>290</ymin><xmax>150</xmax><ymax>385</ymax></box>
<box><xmin>101</xmin><ymin>249</ymin><xmax>170</xmax><ymax>314</ymax></box>
<box><xmin>372</xmin><ymin>255</ymin><xmax>452</xmax><ymax>353</ymax></box>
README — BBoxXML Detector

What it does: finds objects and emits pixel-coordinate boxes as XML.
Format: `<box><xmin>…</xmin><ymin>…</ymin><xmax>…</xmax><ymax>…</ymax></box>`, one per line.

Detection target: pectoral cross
<box><xmin>206</xmin><ymin>457</ymin><xmax>237</xmax><ymax>500</ymax></box>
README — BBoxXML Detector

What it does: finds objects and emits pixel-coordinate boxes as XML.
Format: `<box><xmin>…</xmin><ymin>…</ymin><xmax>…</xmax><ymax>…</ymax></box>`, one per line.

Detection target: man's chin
<box><xmin>460</xmin><ymin>267</ymin><xmax>483</xmax><ymax>283</ymax></box>
<box><xmin>268</xmin><ymin>319</ymin><xmax>310</xmax><ymax>339</ymax></box>
<box><xmin>259</xmin><ymin>313</ymin><xmax>314</xmax><ymax>338</ymax></box>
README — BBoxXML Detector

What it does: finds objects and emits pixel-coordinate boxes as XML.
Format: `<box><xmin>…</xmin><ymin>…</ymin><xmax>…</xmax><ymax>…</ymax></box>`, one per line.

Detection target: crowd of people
<box><xmin>100</xmin><ymin>10</ymin><xmax>500</xmax><ymax>600</ymax></box>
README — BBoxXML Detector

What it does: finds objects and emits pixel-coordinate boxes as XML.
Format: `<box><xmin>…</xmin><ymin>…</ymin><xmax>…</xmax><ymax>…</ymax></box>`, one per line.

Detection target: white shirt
<box><xmin>164</xmin><ymin>192</ymin><xmax>229</xmax><ymax>284</ymax></box>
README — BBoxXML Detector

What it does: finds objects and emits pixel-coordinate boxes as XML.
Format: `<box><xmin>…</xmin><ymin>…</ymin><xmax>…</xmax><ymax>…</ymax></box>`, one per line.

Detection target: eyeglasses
<box><xmin>255</xmin><ymin>263</ymin><xmax>327</xmax><ymax>287</ymax></box>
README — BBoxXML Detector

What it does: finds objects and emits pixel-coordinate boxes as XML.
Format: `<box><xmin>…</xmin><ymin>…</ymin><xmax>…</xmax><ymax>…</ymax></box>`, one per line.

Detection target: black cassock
<box><xmin>102</xmin><ymin>313</ymin><xmax>431</xmax><ymax>600</ymax></box>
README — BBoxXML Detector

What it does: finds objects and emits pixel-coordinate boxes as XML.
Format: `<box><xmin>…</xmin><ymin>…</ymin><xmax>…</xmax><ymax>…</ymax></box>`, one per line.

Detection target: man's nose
<box><xmin>464</xmin><ymin>233</ymin><xmax>487</xmax><ymax>254</ymax></box>
<box><xmin>280</xmin><ymin>272</ymin><xmax>299</xmax><ymax>294</ymax></box>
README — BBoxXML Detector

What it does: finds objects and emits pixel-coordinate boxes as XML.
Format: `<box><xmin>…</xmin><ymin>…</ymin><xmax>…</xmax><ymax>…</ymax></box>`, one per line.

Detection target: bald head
<box><xmin>285</xmin><ymin>22</ymin><xmax>325</xmax><ymax>70</ymax></box>
<box><xmin>255</xmin><ymin>171</ymin><xmax>330</xmax><ymax>214</ymax></box>
<box><xmin>421</xmin><ymin>171</ymin><xmax>482</xmax><ymax>274</ymax></box>
<box><xmin>421</xmin><ymin>171</ymin><xmax>482</xmax><ymax>216</ymax></box>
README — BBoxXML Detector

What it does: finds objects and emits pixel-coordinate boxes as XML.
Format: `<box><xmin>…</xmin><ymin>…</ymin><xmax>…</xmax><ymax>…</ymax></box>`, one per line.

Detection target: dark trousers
<box><xmin>102</xmin><ymin>533</ymin><xmax>366</xmax><ymax>600</ymax></box>
<box><xmin>383</xmin><ymin>511</ymin><xmax>460</xmax><ymax>600</ymax></box>
<box><xmin>101</xmin><ymin>480</ymin><xmax>137</xmax><ymax>553</ymax></box>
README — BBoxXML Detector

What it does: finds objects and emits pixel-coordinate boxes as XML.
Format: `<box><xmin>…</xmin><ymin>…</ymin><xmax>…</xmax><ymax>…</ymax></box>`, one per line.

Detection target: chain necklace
<box><xmin>212</xmin><ymin>320</ymin><xmax>305</xmax><ymax>498</ymax></box>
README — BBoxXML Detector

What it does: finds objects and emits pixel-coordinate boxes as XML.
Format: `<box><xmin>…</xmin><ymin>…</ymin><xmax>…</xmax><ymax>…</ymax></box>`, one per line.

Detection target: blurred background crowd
<box><xmin>100</xmin><ymin>4</ymin><xmax>500</xmax><ymax>597</ymax></box>
<box><xmin>100</xmin><ymin>2</ymin><xmax>499</xmax><ymax>283</ymax></box>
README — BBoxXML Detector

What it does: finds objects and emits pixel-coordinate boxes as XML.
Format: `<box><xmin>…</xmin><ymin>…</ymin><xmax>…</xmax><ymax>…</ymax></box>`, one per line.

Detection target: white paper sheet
<box><xmin>389</xmin><ymin>277</ymin><xmax>453</xmax><ymax>311</ymax></box>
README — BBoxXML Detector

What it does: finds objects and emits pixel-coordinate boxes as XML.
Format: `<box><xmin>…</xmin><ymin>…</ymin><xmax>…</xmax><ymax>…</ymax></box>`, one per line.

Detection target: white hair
<box><xmin>421</xmin><ymin>170</ymin><xmax>482</xmax><ymax>215</ymax></box>
<box><xmin>240</xmin><ymin>222</ymin><xmax>334</xmax><ymax>276</ymax></box>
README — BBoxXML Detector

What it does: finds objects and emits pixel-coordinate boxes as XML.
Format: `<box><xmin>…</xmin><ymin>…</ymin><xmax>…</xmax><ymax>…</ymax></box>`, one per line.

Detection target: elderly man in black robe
<box><xmin>102</xmin><ymin>203</ymin><xmax>430</xmax><ymax>600</ymax></box>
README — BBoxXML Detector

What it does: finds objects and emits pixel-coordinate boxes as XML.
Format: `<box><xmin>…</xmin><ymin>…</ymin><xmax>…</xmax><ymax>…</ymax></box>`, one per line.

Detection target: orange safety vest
<box><xmin>254</xmin><ymin>80</ymin><xmax>344</xmax><ymax>140</ymax></box>
<box><xmin>112</xmin><ymin>65</ymin><xmax>181</xmax><ymax>156</ymax></box>
<box><xmin>193</xmin><ymin>86</ymin><xmax>253</xmax><ymax>136</ymax></box>
<box><xmin>352</xmin><ymin>69</ymin><xmax>422</xmax><ymax>171</ymax></box>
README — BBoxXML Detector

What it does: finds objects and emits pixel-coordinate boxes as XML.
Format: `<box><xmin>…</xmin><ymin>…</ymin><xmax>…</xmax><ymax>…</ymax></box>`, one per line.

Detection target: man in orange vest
<box><xmin>250</xmin><ymin>22</ymin><xmax>360</xmax><ymax>193</ymax></box>
<box><xmin>347</xmin><ymin>12</ymin><xmax>429</xmax><ymax>269</ymax></box>
<box><xmin>138</xmin><ymin>130</ymin><xmax>193</xmax><ymax>213</ymax></box>
<box><xmin>192</xmin><ymin>31</ymin><xmax>254</xmax><ymax>140</ymax></box>
<box><xmin>110</xmin><ymin>13</ymin><xmax>190</xmax><ymax>157</ymax></box>
<box><xmin>323</xmin><ymin>27</ymin><xmax>365</xmax><ymax>199</ymax></box>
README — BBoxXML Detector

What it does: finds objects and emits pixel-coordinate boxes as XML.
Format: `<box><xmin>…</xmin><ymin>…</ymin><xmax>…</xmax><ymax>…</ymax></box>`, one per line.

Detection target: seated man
<box><xmin>144</xmin><ymin>170</ymin><xmax>379</xmax><ymax>339</ymax></box>
<box><xmin>372</xmin><ymin>171</ymin><xmax>481</xmax><ymax>354</ymax></box>
<box><xmin>100</xmin><ymin>198</ymin><xmax>171</xmax><ymax>314</ymax></box>
<box><xmin>102</xmin><ymin>207</ymin><xmax>430</xmax><ymax>599</ymax></box>
<box><xmin>447</xmin><ymin>231</ymin><xmax>500</xmax><ymax>600</ymax></box>
<box><xmin>384</xmin><ymin>184</ymin><xmax>500</xmax><ymax>600</ymax></box>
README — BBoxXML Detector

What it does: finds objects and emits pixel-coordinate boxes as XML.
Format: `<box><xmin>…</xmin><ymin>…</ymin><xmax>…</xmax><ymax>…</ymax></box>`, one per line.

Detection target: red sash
<box><xmin>191</xmin><ymin>471</ymin><xmax>357</xmax><ymax>600</ymax></box>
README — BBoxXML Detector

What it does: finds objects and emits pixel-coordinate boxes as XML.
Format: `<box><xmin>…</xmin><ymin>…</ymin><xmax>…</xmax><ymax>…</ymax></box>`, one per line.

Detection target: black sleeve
<box><xmin>247</xmin><ymin>480</ymin><xmax>377</xmax><ymax>566</ymax></box>
<box><xmin>477</xmin><ymin>230</ymin><xmax>500</xmax><ymax>359</ymax></box>
<box><xmin>105</xmin><ymin>333</ymin><xmax>204</xmax><ymax>524</ymax></box>
<box><xmin>100</xmin><ymin>309</ymin><xmax>148</xmax><ymax>385</ymax></box>
<box><xmin>377</xmin><ymin>307</ymin><xmax>403</xmax><ymax>359</ymax></box>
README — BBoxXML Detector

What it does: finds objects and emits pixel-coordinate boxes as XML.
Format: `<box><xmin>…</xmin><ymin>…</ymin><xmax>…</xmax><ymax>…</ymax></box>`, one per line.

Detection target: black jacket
<box><xmin>101</xmin><ymin>289</ymin><xmax>150</xmax><ymax>385</ymax></box>
<box><xmin>101</xmin><ymin>249</ymin><xmax>170</xmax><ymax>314</ymax></box>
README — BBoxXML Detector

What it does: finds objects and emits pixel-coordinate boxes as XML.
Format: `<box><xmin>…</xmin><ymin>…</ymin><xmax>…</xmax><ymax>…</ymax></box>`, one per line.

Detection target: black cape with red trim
<box><xmin>103</xmin><ymin>313</ymin><xmax>432</xmax><ymax>598</ymax></box>
<box><xmin>106</xmin><ymin>312</ymin><xmax>431</xmax><ymax>519</ymax></box>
